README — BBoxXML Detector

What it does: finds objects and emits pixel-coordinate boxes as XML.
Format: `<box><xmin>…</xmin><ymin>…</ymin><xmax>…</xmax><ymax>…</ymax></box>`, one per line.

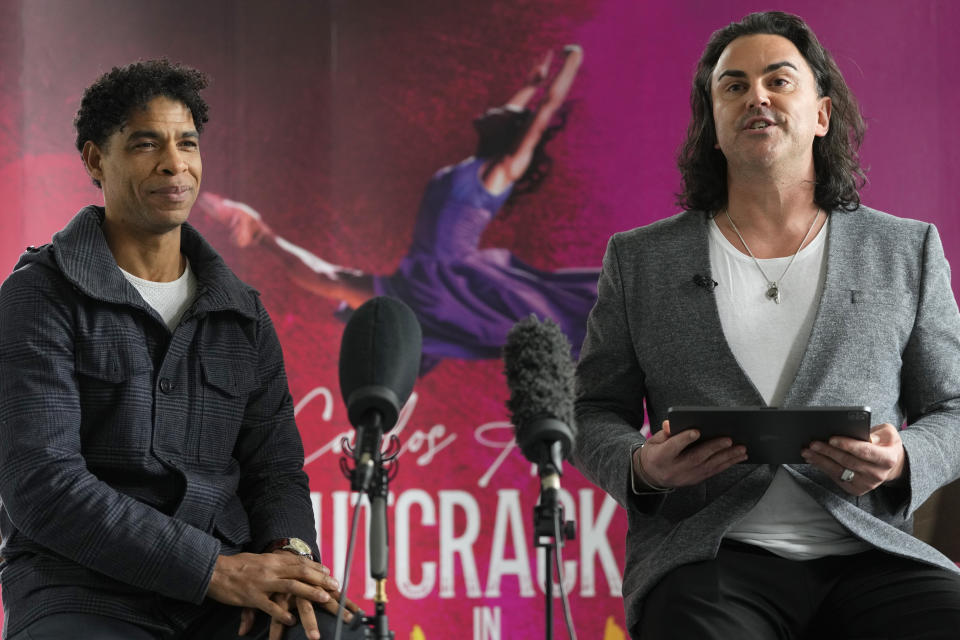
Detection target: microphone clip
<box><xmin>692</xmin><ymin>274</ymin><xmax>718</xmax><ymax>291</ymax></box>
<box><xmin>533</xmin><ymin>469</ymin><xmax>576</xmax><ymax>549</ymax></box>
<box><xmin>339</xmin><ymin>433</ymin><xmax>401</xmax><ymax>492</ymax></box>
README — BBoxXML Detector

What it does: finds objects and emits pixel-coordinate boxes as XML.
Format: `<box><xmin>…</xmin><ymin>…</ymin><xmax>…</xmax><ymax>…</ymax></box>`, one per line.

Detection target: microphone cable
<box><xmin>554</xmin><ymin>508</ymin><xmax>578</xmax><ymax>640</ymax></box>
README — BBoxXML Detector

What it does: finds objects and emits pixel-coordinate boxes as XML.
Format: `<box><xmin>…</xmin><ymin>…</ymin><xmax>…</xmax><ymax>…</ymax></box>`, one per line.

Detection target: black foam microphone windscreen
<box><xmin>338</xmin><ymin>296</ymin><xmax>423</xmax><ymax>429</ymax></box>
<box><xmin>503</xmin><ymin>315</ymin><xmax>577</xmax><ymax>467</ymax></box>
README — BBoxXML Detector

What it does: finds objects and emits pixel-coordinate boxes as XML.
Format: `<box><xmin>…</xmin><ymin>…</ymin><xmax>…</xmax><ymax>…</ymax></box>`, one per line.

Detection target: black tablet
<box><xmin>666</xmin><ymin>406</ymin><xmax>872</xmax><ymax>464</ymax></box>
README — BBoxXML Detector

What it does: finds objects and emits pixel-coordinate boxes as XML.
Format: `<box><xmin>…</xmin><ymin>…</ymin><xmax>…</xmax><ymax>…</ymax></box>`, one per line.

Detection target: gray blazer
<box><xmin>574</xmin><ymin>206</ymin><xmax>960</xmax><ymax>635</ymax></box>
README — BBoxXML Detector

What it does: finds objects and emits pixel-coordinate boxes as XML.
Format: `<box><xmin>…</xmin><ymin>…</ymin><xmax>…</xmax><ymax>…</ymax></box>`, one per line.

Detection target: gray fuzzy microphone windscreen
<box><xmin>503</xmin><ymin>315</ymin><xmax>577</xmax><ymax>462</ymax></box>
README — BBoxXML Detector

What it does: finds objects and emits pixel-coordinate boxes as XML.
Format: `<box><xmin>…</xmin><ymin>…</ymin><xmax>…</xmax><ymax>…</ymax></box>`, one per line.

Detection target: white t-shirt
<box><xmin>709</xmin><ymin>217</ymin><xmax>871</xmax><ymax>559</ymax></box>
<box><xmin>120</xmin><ymin>258</ymin><xmax>197</xmax><ymax>331</ymax></box>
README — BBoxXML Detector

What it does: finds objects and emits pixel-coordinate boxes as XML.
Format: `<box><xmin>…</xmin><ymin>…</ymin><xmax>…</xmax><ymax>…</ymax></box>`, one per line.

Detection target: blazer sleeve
<box><xmin>0</xmin><ymin>264</ymin><xmax>221</xmax><ymax>604</ymax></box>
<box><xmin>897</xmin><ymin>223</ymin><xmax>960</xmax><ymax>515</ymax></box>
<box><xmin>233</xmin><ymin>299</ymin><xmax>318</xmax><ymax>559</ymax></box>
<box><xmin>574</xmin><ymin>234</ymin><xmax>666</xmax><ymax>513</ymax></box>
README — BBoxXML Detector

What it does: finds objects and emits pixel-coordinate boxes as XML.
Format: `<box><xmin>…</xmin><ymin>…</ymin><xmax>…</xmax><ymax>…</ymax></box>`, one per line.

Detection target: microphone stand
<box><xmin>340</xmin><ymin>417</ymin><xmax>399</xmax><ymax>640</ymax></box>
<box><xmin>532</xmin><ymin>441</ymin><xmax>576</xmax><ymax>640</ymax></box>
<box><xmin>367</xmin><ymin>459</ymin><xmax>395</xmax><ymax>640</ymax></box>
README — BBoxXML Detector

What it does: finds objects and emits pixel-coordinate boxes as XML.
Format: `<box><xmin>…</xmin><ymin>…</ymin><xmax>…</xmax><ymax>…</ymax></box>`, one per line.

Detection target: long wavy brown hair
<box><xmin>676</xmin><ymin>11</ymin><xmax>866</xmax><ymax>213</ymax></box>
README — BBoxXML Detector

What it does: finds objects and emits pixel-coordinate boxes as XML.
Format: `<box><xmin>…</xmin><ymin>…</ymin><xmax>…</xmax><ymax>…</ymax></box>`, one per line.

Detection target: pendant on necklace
<box><xmin>766</xmin><ymin>282</ymin><xmax>781</xmax><ymax>304</ymax></box>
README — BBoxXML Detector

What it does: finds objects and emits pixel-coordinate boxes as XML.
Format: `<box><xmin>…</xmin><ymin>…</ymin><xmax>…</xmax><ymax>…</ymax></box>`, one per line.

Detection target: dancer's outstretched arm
<box><xmin>484</xmin><ymin>45</ymin><xmax>583</xmax><ymax>194</ymax></box>
<box><xmin>503</xmin><ymin>49</ymin><xmax>553</xmax><ymax>110</ymax></box>
<box><xmin>197</xmin><ymin>193</ymin><xmax>374</xmax><ymax>309</ymax></box>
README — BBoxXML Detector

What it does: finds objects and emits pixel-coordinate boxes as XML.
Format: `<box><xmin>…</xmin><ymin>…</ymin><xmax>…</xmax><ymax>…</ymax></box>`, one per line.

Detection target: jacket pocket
<box><xmin>848</xmin><ymin>288</ymin><xmax>913</xmax><ymax>307</ymax></box>
<box><xmin>201</xmin><ymin>355</ymin><xmax>254</xmax><ymax>398</ymax></box>
<box><xmin>75</xmin><ymin>337</ymin><xmax>153</xmax><ymax>453</ymax></box>
<box><xmin>76</xmin><ymin>336</ymin><xmax>153</xmax><ymax>383</ymax></box>
<box><xmin>199</xmin><ymin>355</ymin><xmax>258</xmax><ymax>464</ymax></box>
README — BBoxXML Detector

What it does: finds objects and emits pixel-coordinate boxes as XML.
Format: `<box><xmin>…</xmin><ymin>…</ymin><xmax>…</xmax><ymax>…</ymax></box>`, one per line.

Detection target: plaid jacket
<box><xmin>0</xmin><ymin>206</ymin><xmax>316</xmax><ymax>637</ymax></box>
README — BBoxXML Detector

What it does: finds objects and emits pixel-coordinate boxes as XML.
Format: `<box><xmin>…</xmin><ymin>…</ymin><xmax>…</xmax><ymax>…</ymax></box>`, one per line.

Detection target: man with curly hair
<box><xmin>575</xmin><ymin>11</ymin><xmax>960</xmax><ymax>639</ymax></box>
<box><xmin>0</xmin><ymin>60</ymin><xmax>363</xmax><ymax>639</ymax></box>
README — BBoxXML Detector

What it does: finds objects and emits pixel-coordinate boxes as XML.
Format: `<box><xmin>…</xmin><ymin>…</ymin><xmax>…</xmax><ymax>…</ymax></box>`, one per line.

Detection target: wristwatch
<box><xmin>273</xmin><ymin>537</ymin><xmax>314</xmax><ymax>559</ymax></box>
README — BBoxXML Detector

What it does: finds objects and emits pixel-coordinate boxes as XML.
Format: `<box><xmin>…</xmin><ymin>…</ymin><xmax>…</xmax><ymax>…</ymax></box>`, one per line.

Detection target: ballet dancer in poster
<box><xmin>199</xmin><ymin>45</ymin><xmax>597</xmax><ymax>372</ymax></box>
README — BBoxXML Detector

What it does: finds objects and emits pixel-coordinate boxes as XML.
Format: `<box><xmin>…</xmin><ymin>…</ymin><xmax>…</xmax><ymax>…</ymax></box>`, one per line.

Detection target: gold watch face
<box><xmin>283</xmin><ymin>537</ymin><xmax>312</xmax><ymax>556</ymax></box>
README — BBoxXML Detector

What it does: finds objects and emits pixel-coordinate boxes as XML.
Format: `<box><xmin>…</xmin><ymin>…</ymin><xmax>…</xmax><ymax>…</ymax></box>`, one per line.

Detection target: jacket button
<box><xmin>159</xmin><ymin>377</ymin><xmax>172</xmax><ymax>393</ymax></box>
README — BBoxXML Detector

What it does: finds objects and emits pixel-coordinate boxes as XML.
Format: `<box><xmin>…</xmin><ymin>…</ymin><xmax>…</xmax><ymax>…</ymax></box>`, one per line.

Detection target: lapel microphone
<box><xmin>693</xmin><ymin>274</ymin><xmax>718</xmax><ymax>291</ymax></box>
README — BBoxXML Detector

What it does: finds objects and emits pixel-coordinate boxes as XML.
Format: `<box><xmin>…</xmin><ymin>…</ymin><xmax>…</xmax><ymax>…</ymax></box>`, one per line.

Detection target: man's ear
<box><xmin>81</xmin><ymin>140</ymin><xmax>105</xmax><ymax>185</ymax></box>
<box><xmin>815</xmin><ymin>96</ymin><xmax>832</xmax><ymax>138</ymax></box>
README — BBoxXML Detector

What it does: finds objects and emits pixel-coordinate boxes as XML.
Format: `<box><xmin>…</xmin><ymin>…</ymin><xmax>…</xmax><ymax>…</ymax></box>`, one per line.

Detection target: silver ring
<box><xmin>840</xmin><ymin>468</ymin><xmax>855</xmax><ymax>483</ymax></box>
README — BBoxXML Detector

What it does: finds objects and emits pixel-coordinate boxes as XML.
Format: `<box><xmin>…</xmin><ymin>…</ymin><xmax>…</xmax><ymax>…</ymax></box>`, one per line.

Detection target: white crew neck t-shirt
<box><xmin>708</xmin><ymin>217</ymin><xmax>871</xmax><ymax>559</ymax></box>
<box><xmin>119</xmin><ymin>258</ymin><xmax>197</xmax><ymax>331</ymax></box>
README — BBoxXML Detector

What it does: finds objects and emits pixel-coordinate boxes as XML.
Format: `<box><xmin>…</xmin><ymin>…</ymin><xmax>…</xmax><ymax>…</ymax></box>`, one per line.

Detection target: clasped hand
<box><xmin>207</xmin><ymin>551</ymin><xmax>360</xmax><ymax>639</ymax></box>
<box><xmin>635</xmin><ymin>420</ymin><xmax>905</xmax><ymax>496</ymax></box>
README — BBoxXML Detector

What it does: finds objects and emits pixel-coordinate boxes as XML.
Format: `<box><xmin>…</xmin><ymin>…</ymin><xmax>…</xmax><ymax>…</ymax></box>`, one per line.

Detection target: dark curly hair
<box><xmin>74</xmin><ymin>59</ymin><xmax>209</xmax><ymax>188</ymax></box>
<box><xmin>676</xmin><ymin>11</ymin><xmax>866</xmax><ymax>213</ymax></box>
<box><xmin>472</xmin><ymin>102</ymin><xmax>571</xmax><ymax>201</ymax></box>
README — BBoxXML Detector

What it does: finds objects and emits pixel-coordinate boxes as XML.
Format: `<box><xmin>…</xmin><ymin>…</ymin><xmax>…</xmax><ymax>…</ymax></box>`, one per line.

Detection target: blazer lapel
<box><xmin>685</xmin><ymin>214</ymin><xmax>767</xmax><ymax>405</ymax></box>
<box><xmin>782</xmin><ymin>211</ymin><xmax>849</xmax><ymax>406</ymax></box>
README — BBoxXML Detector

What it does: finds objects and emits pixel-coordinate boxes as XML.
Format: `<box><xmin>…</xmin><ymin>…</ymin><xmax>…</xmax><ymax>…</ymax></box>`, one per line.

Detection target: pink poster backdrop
<box><xmin>1</xmin><ymin>1</ymin><xmax>958</xmax><ymax>638</ymax></box>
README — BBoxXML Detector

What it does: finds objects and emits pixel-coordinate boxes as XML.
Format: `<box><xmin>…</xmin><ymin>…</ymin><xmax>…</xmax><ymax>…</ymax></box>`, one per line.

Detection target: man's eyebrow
<box><xmin>716</xmin><ymin>69</ymin><xmax>747</xmax><ymax>82</ymax></box>
<box><xmin>763</xmin><ymin>61</ymin><xmax>798</xmax><ymax>74</ymax></box>
<box><xmin>715</xmin><ymin>61</ymin><xmax>799</xmax><ymax>83</ymax></box>
<box><xmin>126</xmin><ymin>129</ymin><xmax>160</xmax><ymax>140</ymax></box>
<box><xmin>126</xmin><ymin>129</ymin><xmax>200</xmax><ymax>140</ymax></box>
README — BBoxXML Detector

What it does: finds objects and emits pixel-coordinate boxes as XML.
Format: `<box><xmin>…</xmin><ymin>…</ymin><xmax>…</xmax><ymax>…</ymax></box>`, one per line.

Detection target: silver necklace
<box><xmin>724</xmin><ymin>208</ymin><xmax>821</xmax><ymax>304</ymax></box>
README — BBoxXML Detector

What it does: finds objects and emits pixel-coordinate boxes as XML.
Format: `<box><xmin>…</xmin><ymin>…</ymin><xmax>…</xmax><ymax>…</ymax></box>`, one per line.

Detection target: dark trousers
<box><xmin>638</xmin><ymin>541</ymin><xmax>960</xmax><ymax>640</ymax></box>
<box><xmin>11</xmin><ymin>604</ymin><xmax>366</xmax><ymax>640</ymax></box>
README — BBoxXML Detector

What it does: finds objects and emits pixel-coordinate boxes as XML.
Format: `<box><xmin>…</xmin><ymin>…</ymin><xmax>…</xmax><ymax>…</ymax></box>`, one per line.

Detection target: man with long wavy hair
<box><xmin>575</xmin><ymin>11</ymin><xmax>960</xmax><ymax>639</ymax></box>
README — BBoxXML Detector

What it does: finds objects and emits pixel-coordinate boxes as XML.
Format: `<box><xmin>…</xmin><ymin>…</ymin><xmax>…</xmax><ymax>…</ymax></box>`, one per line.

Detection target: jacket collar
<box><xmin>51</xmin><ymin>205</ymin><xmax>258</xmax><ymax>320</ymax></box>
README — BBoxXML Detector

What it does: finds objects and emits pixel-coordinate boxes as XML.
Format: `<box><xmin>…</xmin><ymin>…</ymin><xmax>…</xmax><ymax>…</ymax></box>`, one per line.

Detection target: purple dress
<box><xmin>374</xmin><ymin>156</ymin><xmax>598</xmax><ymax>365</ymax></box>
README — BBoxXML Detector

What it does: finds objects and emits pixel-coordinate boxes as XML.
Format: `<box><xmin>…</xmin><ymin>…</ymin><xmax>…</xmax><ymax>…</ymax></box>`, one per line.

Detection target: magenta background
<box><xmin>1</xmin><ymin>1</ymin><xmax>958</xmax><ymax>637</ymax></box>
